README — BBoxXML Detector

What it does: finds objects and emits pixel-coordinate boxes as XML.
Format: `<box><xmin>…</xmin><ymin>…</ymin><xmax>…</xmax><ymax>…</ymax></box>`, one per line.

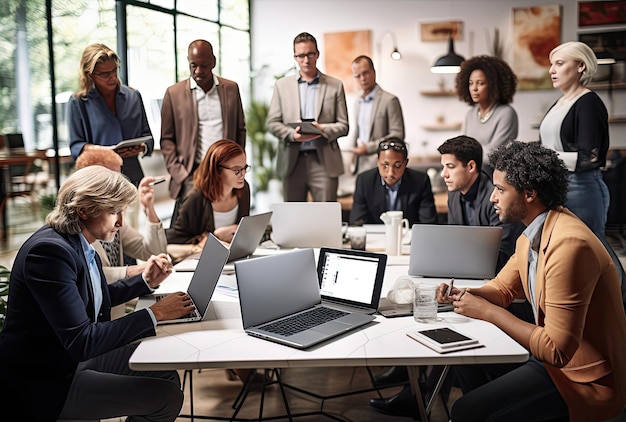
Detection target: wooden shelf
<box><xmin>420</xmin><ymin>90</ymin><xmax>456</xmax><ymax>97</ymax></box>
<box><xmin>421</xmin><ymin>122</ymin><xmax>462</xmax><ymax>131</ymax></box>
<box><xmin>609</xmin><ymin>116</ymin><xmax>626</xmax><ymax>124</ymax></box>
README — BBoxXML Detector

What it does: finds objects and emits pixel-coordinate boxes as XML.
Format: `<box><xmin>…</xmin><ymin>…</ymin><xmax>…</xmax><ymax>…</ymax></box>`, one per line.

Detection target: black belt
<box><xmin>299</xmin><ymin>149</ymin><xmax>317</xmax><ymax>156</ymax></box>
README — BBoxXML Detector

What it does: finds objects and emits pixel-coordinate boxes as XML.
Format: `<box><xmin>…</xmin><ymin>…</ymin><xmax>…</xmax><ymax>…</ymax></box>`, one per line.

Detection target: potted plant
<box><xmin>246</xmin><ymin>101</ymin><xmax>281</xmax><ymax>211</ymax></box>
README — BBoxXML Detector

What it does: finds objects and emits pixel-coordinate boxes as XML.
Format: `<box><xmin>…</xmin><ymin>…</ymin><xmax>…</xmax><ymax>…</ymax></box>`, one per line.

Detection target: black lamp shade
<box><xmin>431</xmin><ymin>37</ymin><xmax>465</xmax><ymax>74</ymax></box>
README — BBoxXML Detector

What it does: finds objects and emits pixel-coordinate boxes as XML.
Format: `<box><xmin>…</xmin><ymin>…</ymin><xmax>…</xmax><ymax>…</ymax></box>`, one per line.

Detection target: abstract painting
<box><xmin>324</xmin><ymin>30</ymin><xmax>371</xmax><ymax>94</ymax></box>
<box><xmin>512</xmin><ymin>4</ymin><xmax>561</xmax><ymax>90</ymax></box>
<box><xmin>579</xmin><ymin>1</ymin><xmax>626</xmax><ymax>26</ymax></box>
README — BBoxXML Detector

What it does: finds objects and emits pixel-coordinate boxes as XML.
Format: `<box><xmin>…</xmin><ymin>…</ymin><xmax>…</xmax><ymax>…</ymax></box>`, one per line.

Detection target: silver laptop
<box><xmin>270</xmin><ymin>202</ymin><xmax>342</xmax><ymax>248</ymax></box>
<box><xmin>408</xmin><ymin>224</ymin><xmax>502</xmax><ymax>279</ymax></box>
<box><xmin>174</xmin><ymin>212</ymin><xmax>272</xmax><ymax>272</ymax></box>
<box><xmin>228</xmin><ymin>211</ymin><xmax>272</xmax><ymax>262</ymax></box>
<box><xmin>235</xmin><ymin>248</ymin><xmax>375</xmax><ymax>349</ymax></box>
<box><xmin>135</xmin><ymin>233</ymin><xmax>229</xmax><ymax>324</ymax></box>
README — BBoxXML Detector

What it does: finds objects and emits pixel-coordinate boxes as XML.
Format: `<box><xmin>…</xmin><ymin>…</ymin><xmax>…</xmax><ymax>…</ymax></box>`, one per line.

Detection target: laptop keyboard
<box><xmin>259</xmin><ymin>307</ymin><xmax>348</xmax><ymax>336</ymax></box>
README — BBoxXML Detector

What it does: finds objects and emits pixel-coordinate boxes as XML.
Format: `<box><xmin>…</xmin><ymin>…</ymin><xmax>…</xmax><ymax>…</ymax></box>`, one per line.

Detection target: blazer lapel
<box><xmin>369</xmin><ymin>89</ymin><xmax>383</xmax><ymax>133</ymax></box>
<box><xmin>315</xmin><ymin>74</ymin><xmax>327</xmax><ymax>119</ymax></box>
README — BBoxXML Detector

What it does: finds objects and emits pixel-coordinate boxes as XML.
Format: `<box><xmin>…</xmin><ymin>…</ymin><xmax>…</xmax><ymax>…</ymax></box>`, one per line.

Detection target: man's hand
<box><xmin>292</xmin><ymin>126</ymin><xmax>319</xmax><ymax>142</ymax></box>
<box><xmin>142</xmin><ymin>253</ymin><xmax>173</xmax><ymax>288</ymax></box>
<box><xmin>450</xmin><ymin>289</ymin><xmax>494</xmax><ymax>321</ymax></box>
<box><xmin>149</xmin><ymin>291</ymin><xmax>194</xmax><ymax>321</ymax></box>
<box><xmin>214</xmin><ymin>224</ymin><xmax>238</xmax><ymax>243</ymax></box>
<box><xmin>353</xmin><ymin>143</ymin><xmax>368</xmax><ymax>156</ymax></box>
<box><xmin>137</xmin><ymin>177</ymin><xmax>162</xmax><ymax>223</ymax></box>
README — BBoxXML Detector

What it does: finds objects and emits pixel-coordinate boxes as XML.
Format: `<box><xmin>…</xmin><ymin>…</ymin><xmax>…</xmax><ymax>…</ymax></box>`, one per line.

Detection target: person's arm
<box><xmin>160</xmin><ymin>87</ymin><xmax>189</xmax><ymax>186</ymax></box>
<box><xmin>314</xmin><ymin>81</ymin><xmax>349</xmax><ymax>142</ymax></box>
<box><xmin>571</xmin><ymin>92</ymin><xmax>609</xmax><ymax>172</ymax></box>
<box><xmin>482</xmin><ymin>105</ymin><xmax>518</xmax><ymax>160</ymax></box>
<box><xmin>67</xmin><ymin>95</ymin><xmax>90</xmax><ymax>160</ymax></box>
<box><xmin>266</xmin><ymin>81</ymin><xmax>297</xmax><ymax>144</ymax></box>
<box><xmin>349</xmin><ymin>174</ymin><xmax>371</xmax><ymax>225</ymax></box>
<box><xmin>233</xmin><ymin>84</ymin><xmax>247</xmax><ymax>148</ymax></box>
<box><xmin>134</xmin><ymin>89</ymin><xmax>154</xmax><ymax>156</ymax></box>
<box><xmin>165</xmin><ymin>191</ymin><xmax>210</xmax><ymax>244</ymax></box>
<box><xmin>415</xmin><ymin>173</ymin><xmax>437</xmax><ymax>224</ymax></box>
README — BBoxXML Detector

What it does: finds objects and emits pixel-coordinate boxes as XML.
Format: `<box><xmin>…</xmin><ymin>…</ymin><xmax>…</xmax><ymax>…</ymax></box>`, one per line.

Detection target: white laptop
<box><xmin>174</xmin><ymin>212</ymin><xmax>272</xmax><ymax>272</ymax></box>
<box><xmin>270</xmin><ymin>202</ymin><xmax>342</xmax><ymax>248</ymax></box>
<box><xmin>135</xmin><ymin>233</ymin><xmax>229</xmax><ymax>324</ymax></box>
<box><xmin>234</xmin><ymin>248</ymin><xmax>376</xmax><ymax>349</ymax></box>
<box><xmin>408</xmin><ymin>224</ymin><xmax>502</xmax><ymax>280</ymax></box>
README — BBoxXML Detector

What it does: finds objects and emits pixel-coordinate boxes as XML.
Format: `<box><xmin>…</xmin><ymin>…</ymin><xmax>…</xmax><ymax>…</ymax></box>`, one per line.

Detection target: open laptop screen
<box><xmin>317</xmin><ymin>248</ymin><xmax>386</xmax><ymax>313</ymax></box>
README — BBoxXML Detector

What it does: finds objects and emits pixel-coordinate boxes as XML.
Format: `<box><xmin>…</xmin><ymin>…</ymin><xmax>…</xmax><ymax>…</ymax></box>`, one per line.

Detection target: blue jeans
<box><xmin>566</xmin><ymin>170</ymin><xmax>610</xmax><ymax>239</ymax></box>
<box><xmin>451</xmin><ymin>356</ymin><xmax>568</xmax><ymax>422</ymax></box>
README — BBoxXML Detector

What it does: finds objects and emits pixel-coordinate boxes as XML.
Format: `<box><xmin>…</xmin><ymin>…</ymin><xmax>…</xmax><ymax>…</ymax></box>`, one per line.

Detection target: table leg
<box><xmin>408</xmin><ymin>366</ymin><xmax>429</xmax><ymax>421</ymax></box>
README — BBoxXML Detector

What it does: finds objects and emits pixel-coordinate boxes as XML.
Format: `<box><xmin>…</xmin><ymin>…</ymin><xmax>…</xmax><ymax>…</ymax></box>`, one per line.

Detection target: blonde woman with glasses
<box><xmin>67</xmin><ymin>43</ymin><xmax>153</xmax><ymax>186</ymax></box>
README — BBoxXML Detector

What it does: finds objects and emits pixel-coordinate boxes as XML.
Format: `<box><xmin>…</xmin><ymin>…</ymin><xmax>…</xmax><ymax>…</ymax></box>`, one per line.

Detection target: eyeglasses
<box><xmin>377</xmin><ymin>140</ymin><xmax>407</xmax><ymax>153</ymax></box>
<box><xmin>219</xmin><ymin>164</ymin><xmax>251</xmax><ymax>176</ymax></box>
<box><xmin>91</xmin><ymin>68</ymin><xmax>118</xmax><ymax>80</ymax></box>
<box><xmin>294</xmin><ymin>52</ymin><xmax>318</xmax><ymax>60</ymax></box>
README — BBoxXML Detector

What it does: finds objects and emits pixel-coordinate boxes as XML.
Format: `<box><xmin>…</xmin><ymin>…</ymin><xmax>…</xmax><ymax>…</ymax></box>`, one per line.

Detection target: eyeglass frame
<box><xmin>293</xmin><ymin>52</ymin><xmax>318</xmax><ymax>60</ymax></box>
<box><xmin>219</xmin><ymin>164</ymin><xmax>251</xmax><ymax>176</ymax></box>
<box><xmin>91</xmin><ymin>68</ymin><xmax>119</xmax><ymax>80</ymax></box>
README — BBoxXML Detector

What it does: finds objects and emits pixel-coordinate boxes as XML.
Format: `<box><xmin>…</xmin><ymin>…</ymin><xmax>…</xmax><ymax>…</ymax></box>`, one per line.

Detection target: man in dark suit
<box><xmin>350</xmin><ymin>138</ymin><xmax>436</xmax><ymax>226</ymax></box>
<box><xmin>161</xmin><ymin>39</ymin><xmax>246</xmax><ymax>221</ymax></box>
<box><xmin>0</xmin><ymin>166</ymin><xmax>192</xmax><ymax>421</ymax></box>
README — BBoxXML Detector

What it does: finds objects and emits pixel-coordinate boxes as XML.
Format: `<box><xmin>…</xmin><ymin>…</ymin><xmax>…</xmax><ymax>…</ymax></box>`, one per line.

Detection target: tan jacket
<box><xmin>267</xmin><ymin>72</ymin><xmax>348</xmax><ymax>178</ymax></box>
<box><xmin>160</xmin><ymin>77</ymin><xmax>246</xmax><ymax>199</ymax></box>
<box><xmin>488</xmin><ymin>207</ymin><xmax>626</xmax><ymax>421</ymax></box>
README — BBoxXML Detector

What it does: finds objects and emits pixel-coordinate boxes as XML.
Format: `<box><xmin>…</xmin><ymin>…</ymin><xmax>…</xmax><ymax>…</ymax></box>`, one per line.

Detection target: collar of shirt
<box><xmin>523</xmin><ymin>210</ymin><xmax>549</xmax><ymax>252</ymax></box>
<box><xmin>298</xmin><ymin>73</ymin><xmax>320</xmax><ymax>85</ymax></box>
<box><xmin>360</xmin><ymin>84</ymin><xmax>378</xmax><ymax>102</ymax></box>
<box><xmin>189</xmin><ymin>75</ymin><xmax>220</xmax><ymax>93</ymax></box>
<box><xmin>380</xmin><ymin>175</ymin><xmax>402</xmax><ymax>192</ymax></box>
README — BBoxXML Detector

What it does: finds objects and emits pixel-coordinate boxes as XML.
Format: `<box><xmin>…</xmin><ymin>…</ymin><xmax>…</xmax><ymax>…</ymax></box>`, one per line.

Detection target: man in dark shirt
<box><xmin>350</xmin><ymin>138</ymin><xmax>436</xmax><ymax>226</ymax></box>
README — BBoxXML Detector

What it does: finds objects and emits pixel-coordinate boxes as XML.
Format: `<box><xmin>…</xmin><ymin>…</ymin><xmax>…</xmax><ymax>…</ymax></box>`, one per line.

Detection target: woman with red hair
<box><xmin>166</xmin><ymin>139</ymin><xmax>250</xmax><ymax>249</ymax></box>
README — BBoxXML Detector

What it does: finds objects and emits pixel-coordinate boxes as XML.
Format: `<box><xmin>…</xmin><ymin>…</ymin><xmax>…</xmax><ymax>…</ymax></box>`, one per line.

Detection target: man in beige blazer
<box><xmin>267</xmin><ymin>32</ymin><xmax>348</xmax><ymax>202</ymax></box>
<box><xmin>350</xmin><ymin>55</ymin><xmax>404</xmax><ymax>174</ymax></box>
<box><xmin>160</xmin><ymin>39</ymin><xmax>246</xmax><ymax>220</ymax></box>
<box><xmin>440</xmin><ymin>141</ymin><xmax>626</xmax><ymax>422</ymax></box>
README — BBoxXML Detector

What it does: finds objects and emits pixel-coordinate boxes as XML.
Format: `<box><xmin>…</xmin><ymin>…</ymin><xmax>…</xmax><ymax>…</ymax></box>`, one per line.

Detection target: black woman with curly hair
<box><xmin>455</xmin><ymin>55</ymin><xmax>518</xmax><ymax>173</ymax></box>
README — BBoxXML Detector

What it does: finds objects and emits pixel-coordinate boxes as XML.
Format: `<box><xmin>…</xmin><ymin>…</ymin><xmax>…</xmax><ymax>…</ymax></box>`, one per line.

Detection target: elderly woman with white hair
<box><xmin>539</xmin><ymin>41</ymin><xmax>610</xmax><ymax>239</ymax></box>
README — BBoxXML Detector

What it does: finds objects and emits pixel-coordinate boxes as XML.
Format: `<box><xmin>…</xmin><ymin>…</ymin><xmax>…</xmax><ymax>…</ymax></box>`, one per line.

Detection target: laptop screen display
<box><xmin>317</xmin><ymin>248</ymin><xmax>386</xmax><ymax>311</ymax></box>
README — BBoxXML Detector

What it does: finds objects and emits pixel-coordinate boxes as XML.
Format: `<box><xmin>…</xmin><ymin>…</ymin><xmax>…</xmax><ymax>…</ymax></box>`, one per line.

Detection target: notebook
<box><xmin>270</xmin><ymin>202</ymin><xmax>342</xmax><ymax>248</ymax></box>
<box><xmin>408</xmin><ymin>224</ymin><xmax>502</xmax><ymax>280</ymax></box>
<box><xmin>173</xmin><ymin>212</ymin><xmax>272</xmax><ymax>272</ymax></box>
<box><xmin>317</xmin><ymin>247</ymin><xmax>387</xmax><ymax>315</ymax></box>
<box><xmin>135</xmin><ymin>233</ymin><xmax>229</xmax><ymax>324</ymax></box>
<box><xmin>235</xmin><ymin>248</ymin><xmax>376</xmax><ymax>349</ymax></box>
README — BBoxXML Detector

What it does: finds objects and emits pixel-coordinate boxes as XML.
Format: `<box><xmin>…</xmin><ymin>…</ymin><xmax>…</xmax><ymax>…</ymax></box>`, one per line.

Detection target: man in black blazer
<box><xmin>0</xmin><ymin>166</ymin><xmax>192</xmax><ymax>421</ymax></box>
<box><xmin>349</xmin><ymin>138</ymin><xmax>436</xmax><ymax>226</ymax></box>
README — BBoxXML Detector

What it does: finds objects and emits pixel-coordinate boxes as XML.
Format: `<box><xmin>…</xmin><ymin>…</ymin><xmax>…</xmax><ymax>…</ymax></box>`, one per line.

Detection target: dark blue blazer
<box><xmin>0</xmin><ymin>226</ymin><xmax>156</xmax><ymax>421</ymax></box>
<box><xmin>350</xmin><ymin>167</ymin><xmax>437</xmax><ymax>226</ymax></box>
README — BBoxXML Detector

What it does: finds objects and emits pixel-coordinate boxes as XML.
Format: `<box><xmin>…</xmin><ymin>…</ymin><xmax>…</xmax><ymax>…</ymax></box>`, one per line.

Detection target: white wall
<box><xmin>250</xmin><ymin>0</ymin><xmax>625</xmax><ymax>162</ymax></box>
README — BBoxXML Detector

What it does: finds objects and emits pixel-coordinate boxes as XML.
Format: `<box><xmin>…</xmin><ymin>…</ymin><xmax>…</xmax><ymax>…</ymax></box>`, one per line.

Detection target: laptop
<box><xmin>5</xmin><ymin>133</ymin><xmax>26</xmax><ymax>155</ymax></box>
<box><xmin>270</xmin><ymin>202</ymin><xmax>342</xmax><ymax>248</ymax></box>
<box><xmin>378</xmin><ymin>225</ymin><xmax>501</xmax><ymax>318</ymax></box>
<box><xmin>235</xmin><ymin>248</ymin><xmax>376</xmax><ymax>349</ymax></box>
<box><xmin>135</xmin><ymin>233</ymin><xmax>229</xmax><ymax>324</ymax></box>
<box><xmin>408</xmin><ymin>224</ymin><xmax>502</xmax><ymax>279</ymax></box>
<box><xmin>173</xmin><ymin>212</ymin><xmax>272</xmax><ymax>272</ymax></box>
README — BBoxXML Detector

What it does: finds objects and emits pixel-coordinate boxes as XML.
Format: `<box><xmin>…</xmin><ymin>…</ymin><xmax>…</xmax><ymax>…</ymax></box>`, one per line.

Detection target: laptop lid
<box><xmin>408</xmin><ymin>224</ymin><xmax>502</xmax><ymax>279</ymax></box>
<box><xmin>234</xmin><ymin>248</ymin><xmax>374</xmax><ymax>349</ymax></box>
<box><xmin>228</xmin><ymin>211</ymin><xmax>272</xmax><ymax>262</ymax></box>
<box><xmin>137</xmin><ymin>233</ymin><xmax>229</xmax><ymax>324</ymax></box>
<box><xmin>269</xmin><ymin>202</ymin><xmax>342</xmax><ymax>248</ymax></box>
<box><xmin>5</xmin><ymin>133</ymin><xmax>26</xmax><ymax>155</ymax></box>
<box><xmin>317</xmin><ymin>247</ymin><xmax>386</xmax><ymax>314</ymax></box>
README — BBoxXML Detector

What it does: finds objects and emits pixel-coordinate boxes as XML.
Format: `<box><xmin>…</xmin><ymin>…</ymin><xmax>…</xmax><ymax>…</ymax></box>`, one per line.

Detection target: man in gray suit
<box><xmin>350</xmin><ymin>55</ymin><xmax>405</xmax><ymax>174</ymax></box>
<box><xmin>160</xmin><ymin>39</ymin><xmax>246</xmax><ymax>221</ymax></box>
<box><xmin>267</xmin><ymin>32</ymin><xmax>349</xmax><ymax>202</ymax></box>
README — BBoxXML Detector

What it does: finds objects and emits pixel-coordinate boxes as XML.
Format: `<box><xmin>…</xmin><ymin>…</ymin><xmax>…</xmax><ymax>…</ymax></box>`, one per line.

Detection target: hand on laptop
<box><xmin>143</xmin><ymin>253</ymin><xmax>173</xmax><ymax>288</ymax></box>
<box><xmin>214</xmin><ymin>224</ymin><xmax>238</xmax><ymax>244</ymax></box>
<box><xmin>150</xmin><ymin>291</ymin><xmax>195</xmax><ymax>321</ymax></box>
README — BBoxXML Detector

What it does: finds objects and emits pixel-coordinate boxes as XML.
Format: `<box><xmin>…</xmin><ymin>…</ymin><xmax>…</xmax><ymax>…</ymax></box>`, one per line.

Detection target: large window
<box><xmin>0</xmin><ymin>0</ymin><xmax>250</xmax><ymax>154</ymax></box>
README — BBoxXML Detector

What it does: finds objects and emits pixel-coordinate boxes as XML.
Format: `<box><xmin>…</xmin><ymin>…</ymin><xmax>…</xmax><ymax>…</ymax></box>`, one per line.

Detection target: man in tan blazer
<box><xmin>440</xmin><ymin>141</ymin><xmax>626</xmax><ymax>422</ymax></box>
<box><xmin>160</xmin><ymin>39</ymin><xmax>246</xmax><ymax>220</ymax></box>
<box><xmin>267</xmin><ymin>32</ymin><xmax>348</xmax><ymax>202</ymax></box>
<box><xmin>350</xmin><ymin>55</ymin><xmax>404</xmax><ymax>174</ymax></box>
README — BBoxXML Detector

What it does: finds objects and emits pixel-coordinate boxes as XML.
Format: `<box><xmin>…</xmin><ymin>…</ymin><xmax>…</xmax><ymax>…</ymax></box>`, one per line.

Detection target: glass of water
<box><xmin>413</xmin><ymin>282</ymin><xmax>438</xmax><ymax>323</ymax></box>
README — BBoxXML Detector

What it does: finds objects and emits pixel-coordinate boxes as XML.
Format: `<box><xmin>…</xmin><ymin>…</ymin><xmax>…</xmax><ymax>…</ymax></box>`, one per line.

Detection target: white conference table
<box><xmin>130</xmin><ymin>244</ymin><xmax>529</xmax><ymax>421</ymax></box>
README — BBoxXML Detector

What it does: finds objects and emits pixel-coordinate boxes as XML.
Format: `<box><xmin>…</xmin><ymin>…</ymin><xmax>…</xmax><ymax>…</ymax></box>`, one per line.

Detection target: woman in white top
<box><xmin>455</xmin><ymin>55</ymin><xmax>519</xmax><ymax>175</ymax></box>
<box><xmin>539</xmin><ymin>41</ymin><xmax>609</xmax><ymax>239</ymax></box>
<box><xmin>166</xmin><ymin>139</ymin><xmax>251</xmax><ymax>250</ymax></box>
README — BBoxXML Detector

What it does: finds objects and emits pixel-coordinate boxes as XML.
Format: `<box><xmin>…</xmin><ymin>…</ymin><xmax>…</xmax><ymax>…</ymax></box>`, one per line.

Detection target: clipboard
<box><xmin>287</xmin><ymin>122</ymin><xmax>324</xmax><ymax>136</ymax></box>
<box><xmin>107</xmin><ymin>135</ymin><xmax>152</xmax><ymax>151</ymax></box>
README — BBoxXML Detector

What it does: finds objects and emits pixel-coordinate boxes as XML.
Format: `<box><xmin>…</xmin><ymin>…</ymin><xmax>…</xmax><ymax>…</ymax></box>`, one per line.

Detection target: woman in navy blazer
<box><xmin>0</xmin><ymin>166</ymin><xmax>191</xmax><ymax>421</ymax></box>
